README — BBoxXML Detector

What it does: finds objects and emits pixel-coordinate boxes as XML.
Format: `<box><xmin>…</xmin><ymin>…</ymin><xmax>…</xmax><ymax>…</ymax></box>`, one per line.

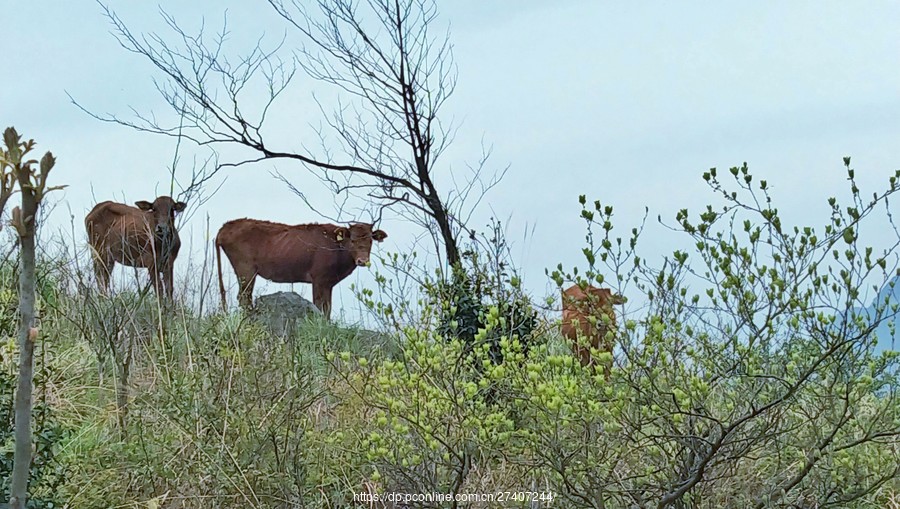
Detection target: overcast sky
<box><xmin>4</xmin><ymin>1</ymin><xmax>900</xmax><ymax>332</ymax></box>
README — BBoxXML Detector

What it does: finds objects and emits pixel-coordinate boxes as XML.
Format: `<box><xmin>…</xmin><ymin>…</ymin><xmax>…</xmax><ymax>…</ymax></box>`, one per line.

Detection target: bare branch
<box><xmin>81</xmin><ymin>0</ymin><xmax>493</xmax><ymax>269</ymax></box>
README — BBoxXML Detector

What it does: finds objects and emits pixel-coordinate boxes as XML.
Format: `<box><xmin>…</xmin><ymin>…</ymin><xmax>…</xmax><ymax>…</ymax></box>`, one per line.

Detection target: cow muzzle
<box><xmin>355</xmin><ymin>258</ymin><xmax>370</xmax><ymax>267</ymax></box>
<box><xmin>154</xmin><ymin>224</ymin><xmax>174</xmax><ymax>244</ymax></box>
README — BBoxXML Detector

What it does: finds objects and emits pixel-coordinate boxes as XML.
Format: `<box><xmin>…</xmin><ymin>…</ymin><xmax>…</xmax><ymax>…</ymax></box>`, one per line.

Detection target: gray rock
<box><xmin>253</xmin><ymin>291</ymin><xmax>322</xmax><ymax>336</ymax></box>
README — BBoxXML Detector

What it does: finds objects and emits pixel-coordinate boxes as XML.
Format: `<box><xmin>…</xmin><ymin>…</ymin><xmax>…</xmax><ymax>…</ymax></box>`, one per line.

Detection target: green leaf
<box><xmin>842</xmin><ymin>227</ymin><xmax>855</xmax><ymax>245</ymax></box>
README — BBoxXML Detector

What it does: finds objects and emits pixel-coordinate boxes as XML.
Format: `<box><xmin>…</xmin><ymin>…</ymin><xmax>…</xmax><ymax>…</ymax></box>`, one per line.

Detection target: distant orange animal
<box><xmin>215</xmin><ymin>219</ymin><xmax>387</xmax><ymax>319</ymax></box>
<box><xmin>561</xmin><ymin>284</ymin><xmax>625</xmax><ymax>370</ymax></box>
<box><xmin>85</xmin><ymin>196</ymin><xmax>187</xmax><ymax>300</ymax></box>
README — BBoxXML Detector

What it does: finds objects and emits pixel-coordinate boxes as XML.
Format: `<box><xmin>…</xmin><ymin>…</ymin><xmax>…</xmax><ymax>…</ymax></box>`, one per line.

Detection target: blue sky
<box><xmin>4</xmin><ymin>1</ymin><xmax>900</xmax><ymax>328</ymax></box>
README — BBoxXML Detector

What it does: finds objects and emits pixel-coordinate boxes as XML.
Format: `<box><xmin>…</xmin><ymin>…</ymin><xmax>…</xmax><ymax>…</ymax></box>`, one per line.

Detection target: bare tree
<box><xmin>78</xmin><ymin>0</ymin><xmax>503</xmax><ymax>269</ymax></box>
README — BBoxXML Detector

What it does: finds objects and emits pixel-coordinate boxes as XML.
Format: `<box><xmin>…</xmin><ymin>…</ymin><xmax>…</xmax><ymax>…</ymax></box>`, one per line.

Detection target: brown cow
<box><xmin>85</xmin><ymin>196</ymin><xmax>186</xmax><ymax>300</ymax></box>
<box><xmin>561</xmin><ymin>284</ymin><xmax>625</xmax><ymax>372</ymax></box>
<box><xmin>215</xmin><ymin>219</ymin><xmax>387</xmax><ymax>319</ymax></box>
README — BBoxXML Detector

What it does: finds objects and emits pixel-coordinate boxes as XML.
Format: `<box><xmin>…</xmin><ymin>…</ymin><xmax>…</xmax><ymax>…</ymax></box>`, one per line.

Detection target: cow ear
<box><xmin>135</xmin><ymin>201</ymin><xmax>153</xmax><ymax>211</ymax></box>
<box><xmin>334</xmin><ymin>227</ymin><xmax>349</xmax><ymax>242</ymax></box>
<box><xmin>373</xmin><ymin>229</ymin><xmax>387</xmax><ymax>242</ymax></box>
<box><xmin>174</xmin><ymin>201</ymin><xmax>187</xmax><ymax>213</ymax></box>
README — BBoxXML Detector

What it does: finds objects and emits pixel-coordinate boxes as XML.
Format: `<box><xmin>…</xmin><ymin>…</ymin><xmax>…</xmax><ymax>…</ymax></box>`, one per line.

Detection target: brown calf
<box><xmin>215</xmin><ymin>219</ymin><xmax>387</xmax><ymax>319</ymax></box>
<box><xmin>85</xmin><ymin>196</ymin><xmax>187</xmax><ymax>300</ymax></box>
<box><xmin>561</xmin><ymin>284</ymin><xmax>625</xmax><ymax>371</ymax></box>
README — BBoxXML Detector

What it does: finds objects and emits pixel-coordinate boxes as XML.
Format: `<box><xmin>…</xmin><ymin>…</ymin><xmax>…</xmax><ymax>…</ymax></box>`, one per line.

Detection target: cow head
<box><xmin>584</xmin><ymin>287</ymin><xmax>626</xmax><ymax>306</ymax></box>
<box><xmin>563</xmin><ymin>285</ymin><xmax>627</xmax><ymax>311</ymax></box>
<box><xmin>135</xmin><ymin>196</ymin><xmax>187</xmax><ymax>242</ymax></box>
<box><xmin>334</xmin><ymin>222</ymin><xmax>388</xmax><ymax>267</ymax></box>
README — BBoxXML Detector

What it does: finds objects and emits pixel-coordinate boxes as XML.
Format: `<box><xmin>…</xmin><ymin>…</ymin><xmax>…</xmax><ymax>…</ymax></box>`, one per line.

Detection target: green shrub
<box><xmin>0</xmin><ymin>262</ymin><xmax>68</xmax><ymax>509</ymax></box>
<box><xmin>431</xmin><ymin>220</ymin><xmax>540</xmax><ymax>366</ymax></box>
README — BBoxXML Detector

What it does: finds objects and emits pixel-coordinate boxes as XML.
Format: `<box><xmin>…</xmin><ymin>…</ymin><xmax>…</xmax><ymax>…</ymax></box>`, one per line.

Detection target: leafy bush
<box><xmin>0</xmin><ymin>263</ymin><xmax>67</xmax><ymax>509</ymax></box>
<box><xmin>539</xmin><ymin>160</ymin><xmax>900</xmax><ymax>507</ymax></box>
<box><xmin>0</xmin><ymin>369</ymin><xmax>69</xmax><ymax>509</ymax></box>
<box><xmin>431</xmin><ymin>219</ymin><xmax>539</xmax><ymax>366</ymax></box>
<box><xmin>324</xmin><ymin>161</ymin><xmax>900</xmax><ymax>508</ymax></box>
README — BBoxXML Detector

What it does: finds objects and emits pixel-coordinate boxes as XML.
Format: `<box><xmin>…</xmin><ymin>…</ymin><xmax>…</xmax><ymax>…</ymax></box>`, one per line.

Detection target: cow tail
<box><xmin>216</xmin><ymin>235</ymin><xmax>227</xmax><ymax>313</ymax></box>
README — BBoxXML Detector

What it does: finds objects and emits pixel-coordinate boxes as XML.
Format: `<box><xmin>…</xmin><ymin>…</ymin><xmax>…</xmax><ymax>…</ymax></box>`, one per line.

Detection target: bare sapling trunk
<box><xmin>9</xmin><ymin>204</ymin><xmax>37</xmax><ymax>509</ymax></box>
<box><xmin>1</xmin><ymin>127</ymin><xmax>63</xmax><ymax>509</ymax></box>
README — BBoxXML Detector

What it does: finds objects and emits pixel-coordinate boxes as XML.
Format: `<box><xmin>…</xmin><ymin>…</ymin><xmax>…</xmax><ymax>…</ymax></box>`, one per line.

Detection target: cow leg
<box><xmin>237</xmin><ymin>275</ymin><xmax>255</xmax><ymax>310</ymax></box>
<box><xmin>149</xmin><ymin>267</ymin><xmax>163</xmax><ymax>297</ymax></box>
<box><xmin>163</xmin><ymin>263</ymin><xmax>175</xmax><ymax>301</ymax></box>
<box><xmin>93</xmin><ymin>257</ymin><xmax>112</xmax><ymax>295</ymax></box>
<box><xmin>312</xmin><ymin>283</ymin><xmax>333</xmax><ymax>320</ymax></box>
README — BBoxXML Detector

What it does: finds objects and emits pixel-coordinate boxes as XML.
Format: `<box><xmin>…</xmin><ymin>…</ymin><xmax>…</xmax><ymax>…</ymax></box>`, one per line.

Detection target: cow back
<box><xmin>217</xmin><ymin>219</ymin><xmax>356</xmax><ymax>285</ymax></box>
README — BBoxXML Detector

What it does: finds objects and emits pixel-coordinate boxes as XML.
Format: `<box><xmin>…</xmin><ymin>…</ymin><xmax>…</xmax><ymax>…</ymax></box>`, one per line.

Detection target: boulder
<box><xmin>253</xmin><ymin>291</ymin><xmax>321</xmax><ymax>336</ymax></box>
